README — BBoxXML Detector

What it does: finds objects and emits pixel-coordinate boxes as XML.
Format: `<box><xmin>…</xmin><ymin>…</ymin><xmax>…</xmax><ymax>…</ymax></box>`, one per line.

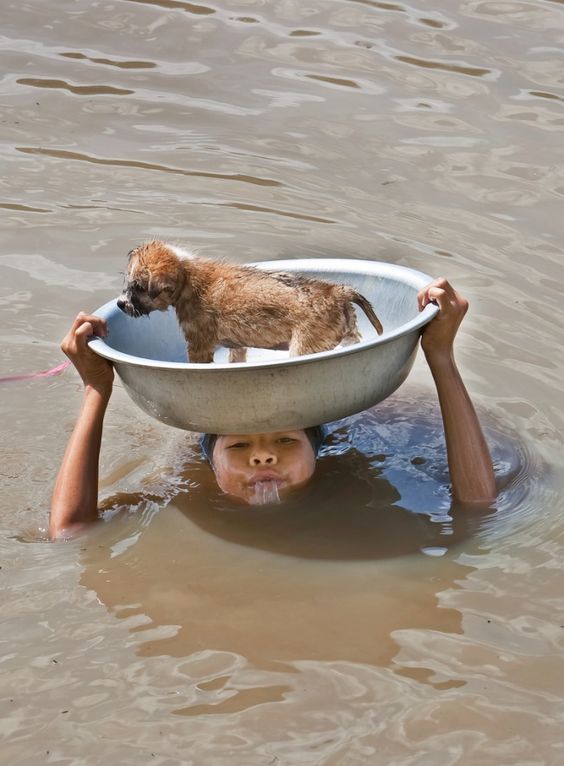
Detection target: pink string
<box><xmin>0</xmin><ymin>359</ymin><xmax>71</xmax><ymax>384</ymax></box>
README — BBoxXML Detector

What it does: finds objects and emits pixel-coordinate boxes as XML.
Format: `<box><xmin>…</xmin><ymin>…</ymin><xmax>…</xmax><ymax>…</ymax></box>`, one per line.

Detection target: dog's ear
<box><xmin>148</xmin><ymin>275</ymin><xmax>176</xmax><ymax>299</ymax></box>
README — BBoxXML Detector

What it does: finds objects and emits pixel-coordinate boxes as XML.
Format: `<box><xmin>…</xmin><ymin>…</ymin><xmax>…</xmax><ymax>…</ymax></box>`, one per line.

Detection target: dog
<box><xmin>117</xmin><ymin>240</ymin><xmax>383</xmax><ymax>363</ymax></box>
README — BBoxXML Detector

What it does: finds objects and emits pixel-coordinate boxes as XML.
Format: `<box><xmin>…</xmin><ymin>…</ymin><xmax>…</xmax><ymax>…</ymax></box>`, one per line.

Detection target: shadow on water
<box><xmin>178</xmin><ymin>451</ymin><xmax>492</xmax><ymax>561</ymax></box>
<box><xmin>91</xmin><ymin>388</ymin><xmax>523</xmax><ymax>561</ymax></box>
<box><xmin>67</xmin><ymin>388</ymin><xmax>541</xmax><ymax>666</ymax></box>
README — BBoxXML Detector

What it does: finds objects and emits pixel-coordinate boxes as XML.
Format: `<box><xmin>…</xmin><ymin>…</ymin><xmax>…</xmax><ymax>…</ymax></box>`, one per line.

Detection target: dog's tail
<box><xmin>345</xmin><ymin>288</ymin><xmax>384</xmax><ymax>335</ymax></box>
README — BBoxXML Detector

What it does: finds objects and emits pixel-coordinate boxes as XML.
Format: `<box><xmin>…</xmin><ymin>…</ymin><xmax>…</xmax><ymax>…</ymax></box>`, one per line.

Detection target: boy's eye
<box><xmin>277</xmin><ymin>437</ymin><xmax>296</xmax><ymax>444</ymax></box>
<box><xmin>227</xmin><ymin>442</ymin><xmax>249</xmax><ymax>449</ymax></box>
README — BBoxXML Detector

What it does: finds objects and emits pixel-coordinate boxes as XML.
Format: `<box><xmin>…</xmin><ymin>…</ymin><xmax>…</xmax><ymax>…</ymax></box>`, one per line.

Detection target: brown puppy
<box><xmin>117</xmin><ymin>241</ymin><xmax>383</xmax><ymax>363</ymax></box>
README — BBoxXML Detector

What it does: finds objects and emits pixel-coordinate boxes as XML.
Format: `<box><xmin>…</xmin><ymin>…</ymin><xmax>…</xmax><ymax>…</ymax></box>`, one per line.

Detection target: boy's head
<box><xmin>201</xmin><ymin>427</ymin><xmax>325</xmax><ymax>504</ymax></box>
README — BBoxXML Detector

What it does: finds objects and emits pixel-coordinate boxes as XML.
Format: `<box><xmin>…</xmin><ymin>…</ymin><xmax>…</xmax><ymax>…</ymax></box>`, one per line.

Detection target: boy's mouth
<box><xmin>248</xmin><ymin>471</ymin><xmax>284</xmax><ymax>487</ymax></box>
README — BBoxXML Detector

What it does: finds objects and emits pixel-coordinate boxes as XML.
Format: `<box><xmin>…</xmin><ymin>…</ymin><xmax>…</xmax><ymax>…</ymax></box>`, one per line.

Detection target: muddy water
<box><xmin>1</xmin><ymin>0</ymin><xmax>564</xmax><ymax>763</ymax></box>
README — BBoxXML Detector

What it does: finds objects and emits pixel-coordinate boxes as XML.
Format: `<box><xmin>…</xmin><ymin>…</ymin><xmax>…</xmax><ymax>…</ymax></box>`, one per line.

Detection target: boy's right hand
<box><xmin>61</xmin><ymin>313</ymin><xmax>114</xmax><ymax>394</ymax></box>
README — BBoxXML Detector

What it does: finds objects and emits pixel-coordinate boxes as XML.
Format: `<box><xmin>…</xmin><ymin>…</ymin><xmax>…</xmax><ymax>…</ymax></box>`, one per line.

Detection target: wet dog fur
<box><xmin>117</xmin><ymin>240</ymin><xmax>383</xmax><ymax>363</ymax></box>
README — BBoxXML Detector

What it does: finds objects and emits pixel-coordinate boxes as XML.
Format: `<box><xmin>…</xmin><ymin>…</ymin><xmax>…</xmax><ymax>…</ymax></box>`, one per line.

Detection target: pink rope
<box><xmin>0</xmin><ymin>359</ymin><xmax>71</xmax><ymax>384</ymax></box>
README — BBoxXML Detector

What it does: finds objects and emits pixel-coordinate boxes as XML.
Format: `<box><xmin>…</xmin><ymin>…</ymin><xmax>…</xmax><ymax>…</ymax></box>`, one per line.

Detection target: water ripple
<box><xmin>0</xmin><ymin>203</ymin><xmax>50</xmax><ymax>213</ymax></box>
<box><xmin>394</xmin><ymin>55</ymin><xmax>494</xmax><ymax>79</ymax></box>
<box><xmin>216</xmin><ymin>201</ymin><xmax>337</xmax><ymax>224</ymax></box>
<box><xmin>125</xmin><ymin>0</ymin><xmax>216</xmax><ymax>15</ymax></box>
<box><xmin>59</xmin><ymin>51</ymin><xmax>157</xmax><ymax>69</ymax></box>
<box><xmin>16</xmin><ymin>147</ymin><xmax>283</xmax><ymax>188</ymax></box>
<box><xmin>16</xmin><ymin>77</ymin><xmax>134</xmax><ymax>96</ymax></box>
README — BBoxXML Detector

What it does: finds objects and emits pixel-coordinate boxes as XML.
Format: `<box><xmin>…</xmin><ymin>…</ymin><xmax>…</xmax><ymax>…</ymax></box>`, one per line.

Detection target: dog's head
<box><xmin>117</xmin><ymin>241</ymin><xmax>186</xmax><ymax>317</ymax></box>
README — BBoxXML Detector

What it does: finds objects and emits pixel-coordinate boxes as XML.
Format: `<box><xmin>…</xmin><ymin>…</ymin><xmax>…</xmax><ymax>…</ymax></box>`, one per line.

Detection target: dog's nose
<box><xmin>117</xmin><ymin>297</ymin><xmax>127</xmax><ymax>312</ymax></box>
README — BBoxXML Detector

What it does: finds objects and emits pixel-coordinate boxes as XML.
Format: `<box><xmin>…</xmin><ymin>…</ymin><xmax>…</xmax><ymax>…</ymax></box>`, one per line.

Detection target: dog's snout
<box><xmin>116</xmin><ymin>291</ymin><xmax>150</xmax><ymax>318</ymax></box>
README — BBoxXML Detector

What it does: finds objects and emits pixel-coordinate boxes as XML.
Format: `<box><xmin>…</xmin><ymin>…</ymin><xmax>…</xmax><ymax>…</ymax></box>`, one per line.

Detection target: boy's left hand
<box><xmin>418</xmin><ymin>278</ymin><xmax>469</xmax><ymax>360</ymax></box>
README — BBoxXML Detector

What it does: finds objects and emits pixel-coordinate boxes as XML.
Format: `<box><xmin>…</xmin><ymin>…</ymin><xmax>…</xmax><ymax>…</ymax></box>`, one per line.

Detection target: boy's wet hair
<box><xmin>200</xmin><ymin>426</ymin><xmax>326</xmax><ymax>464</ymax></box>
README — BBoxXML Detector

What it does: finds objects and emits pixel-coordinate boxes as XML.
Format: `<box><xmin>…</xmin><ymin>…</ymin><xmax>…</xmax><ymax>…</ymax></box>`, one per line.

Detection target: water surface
<box><xmin>1</xmin><ymin>1</ymin><xmax>564</xmax><ymax>763</ymax></box>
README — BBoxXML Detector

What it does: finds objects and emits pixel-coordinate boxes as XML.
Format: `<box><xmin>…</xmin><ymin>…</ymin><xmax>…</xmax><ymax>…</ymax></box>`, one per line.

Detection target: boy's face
<box><xmin>211</xmin><ymin>430</ymin><xmax>316</xmax><ymax>504</ymax></box>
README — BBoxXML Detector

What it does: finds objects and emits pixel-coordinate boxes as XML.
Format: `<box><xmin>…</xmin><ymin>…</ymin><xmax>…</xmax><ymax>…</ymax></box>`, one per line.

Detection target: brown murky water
<box><xmin>1</xmin><ymin>0</ymin><xmax>564</xmax><ymax>763</ymax></box>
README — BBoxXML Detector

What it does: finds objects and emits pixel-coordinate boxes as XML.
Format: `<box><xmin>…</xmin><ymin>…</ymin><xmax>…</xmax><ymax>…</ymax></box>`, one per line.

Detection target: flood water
<box><xmin>1</xmin><ymin>0</ymin><xmax>564</xmax><ymax>763</ymax></box>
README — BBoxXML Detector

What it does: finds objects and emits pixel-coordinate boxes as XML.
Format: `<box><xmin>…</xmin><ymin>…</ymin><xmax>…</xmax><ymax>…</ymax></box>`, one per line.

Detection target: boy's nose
<box><xmin>249</xmin><ymin>448</ymin><xmax>278</xmax><ymax>466</ymax></box>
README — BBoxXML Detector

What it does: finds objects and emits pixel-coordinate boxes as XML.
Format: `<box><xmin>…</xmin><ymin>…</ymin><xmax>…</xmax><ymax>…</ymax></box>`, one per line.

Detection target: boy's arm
<box><xmin>49</xmin><ymin>314</ymin><xmax>114</xmax><ymax>539</ymax></box>
<box><xmin>419</xmin><ymin>279</ymin><xmax>496</xmax><ymax>505</ymax></box>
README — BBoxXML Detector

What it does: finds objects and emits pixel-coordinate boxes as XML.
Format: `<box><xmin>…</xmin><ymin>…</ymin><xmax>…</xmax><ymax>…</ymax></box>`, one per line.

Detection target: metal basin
<box><xmin>89</xmin><ymin>259</ymin><xmax>438</xmax><ymax>434</ymax></box>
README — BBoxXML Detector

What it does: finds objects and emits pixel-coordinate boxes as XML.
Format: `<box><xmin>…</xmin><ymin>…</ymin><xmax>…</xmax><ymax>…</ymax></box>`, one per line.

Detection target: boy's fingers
<box><xmin>80</xmin><ymin>315</ymin><xmax>108</xmax><ymax>336</ymax></box>
<box><xmin>69</xmin><ymin>311</ymin><xmax>87</xmax><ymax>333</ymax></box>
<box><xmin>69</xmin><ymin>313</ymin><xmax>108</xmax><ymax>337</ymax></box>
<box><xmin>74</xmin><ymin>321</ymin><xmax>95</xmax><ymax>349</ymax></box>
<box><xmin>418</xmin><ymin>278</ymin><xmax>457</xmax><ymax>310</ymax></box>
<box><xmin>418</xmin><ymin>287</ymin><xmax>433</xmax><ymax>310</ymax></box>
<box><xmin>425</xmin><ymin>286</ymin><xmax>449</xmax><ymax>312</ymax></box>
<box><xmin>432</xmin><ymin>277</ymin><xmax>456</xmax><ymax>298</ymax></box>
<box><xmin>75</xmin><ymin>322</ymin><xmax>94</xmax><ymax>337</ymax></box>
<box><xmin>419</xmin><ymin>286</ymin><xmax>444</xmax><ymax>310</ymax></box>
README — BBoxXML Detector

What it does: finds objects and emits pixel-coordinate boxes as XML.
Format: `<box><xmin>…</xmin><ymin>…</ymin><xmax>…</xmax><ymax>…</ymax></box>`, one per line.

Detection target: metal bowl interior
<box><xmin>89</xmin><ymin>259</ymin><xmax>437</xmax><ymax>433</ymax></box>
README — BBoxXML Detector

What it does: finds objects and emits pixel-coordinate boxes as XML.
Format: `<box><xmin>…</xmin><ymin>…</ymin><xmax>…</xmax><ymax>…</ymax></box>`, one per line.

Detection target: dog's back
<box><xmin>122</xmin><ymin>241</ymin><xmax>383</xmax><ymax>362</ymax></box>
<box><xmin>177</xmin><ymin>257</ymin><xmax>384</xmax><ymax>357</ymax></box>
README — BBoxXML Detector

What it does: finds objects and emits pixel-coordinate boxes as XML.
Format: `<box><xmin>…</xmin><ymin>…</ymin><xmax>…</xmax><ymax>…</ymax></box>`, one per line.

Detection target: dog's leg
<box><xmin>289</xmin><ymin>332</ymin><xmax>336</xmax><ymax>358</ymax></box>
<box><xmin>228</xmin><ymin>347</ymin><xmax>247</xmax><ymax>363</ymax></box>
<box><xmin>340</xmin><ymin>320</ymin><xmax>362</xmax><ymax>346</ymax></box>
<box><xmin>187</xmin><ymin>342</ymin><xmax>215</xmax><ymax>364</ymax></box>
<box><xmin>341</xmin><ymin>332</ymin><xmax>361</xmax><ymax>347</ymax></box>
<box><xmin>340</xmin><ymin>303</ymin><xmax>362</xmax><ymax>347</ymax></box>
<box><xmin>184</xmin><ymin>322</ymin><xmax>216</xmax><ymax>363</ymax></box>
